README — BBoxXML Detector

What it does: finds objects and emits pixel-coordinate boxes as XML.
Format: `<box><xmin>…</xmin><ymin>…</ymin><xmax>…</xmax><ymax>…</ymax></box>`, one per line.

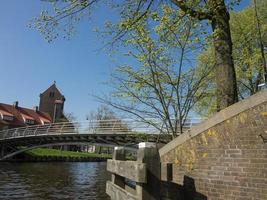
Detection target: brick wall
<box><xmin>160</xmin><ymin>91</ymin><xmax>267</xmax><ymax>200</ymax></box>
<box><xmin>39</xmin><ymin>84</ymin><xmax>65</xmax><ymax>122</ymax></box>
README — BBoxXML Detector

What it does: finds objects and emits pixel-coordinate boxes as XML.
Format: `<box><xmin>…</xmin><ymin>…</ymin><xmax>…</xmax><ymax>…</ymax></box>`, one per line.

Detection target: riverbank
<box><xmin>27</xmin><ymin>148</ymin><xmax>112</xmax><ymax>158</ymax></box>
<box><xmin>2</xmin><ymin>148</ymin><xmax>112</xmax><ymax>162</ymax></box>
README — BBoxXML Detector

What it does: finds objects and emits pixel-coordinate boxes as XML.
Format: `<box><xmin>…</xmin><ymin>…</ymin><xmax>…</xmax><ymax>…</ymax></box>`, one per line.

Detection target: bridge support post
<box><xmin>111</xmin><ymin>147</ymin><xmax>125</xmax><ymax>189</ymax></box>
<box><xmin>136</xmin><ymin>142</ymin><xmax>161</xmax><ymax>200</ymax></box>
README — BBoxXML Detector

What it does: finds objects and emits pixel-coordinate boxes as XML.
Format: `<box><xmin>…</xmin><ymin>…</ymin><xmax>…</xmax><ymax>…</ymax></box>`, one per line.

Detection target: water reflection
<box><xmin>0</xmin><ymin>162</ymin><xmax>110</xmax><ymax>200</ymax></box>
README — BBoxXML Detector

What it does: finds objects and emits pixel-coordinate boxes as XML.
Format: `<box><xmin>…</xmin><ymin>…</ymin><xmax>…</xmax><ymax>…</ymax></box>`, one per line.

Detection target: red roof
<box><xmin>21</xmin><ymin>113</ymin><xmax>35</xmax><ymax>121</ymax></box>
<box><xmin>0</xmin><ymin>103</ymin><xmax>52</xmax><ymax>128</ymax></box>
<box><xmin>0</xmin><ymin>109</ymin><xmax>13</xmax><ymax>117</ymax></box>
<box><xmin>39</xmin><ymin>116</ymin><xmax>51</xmax><ymax>124</ymax></box>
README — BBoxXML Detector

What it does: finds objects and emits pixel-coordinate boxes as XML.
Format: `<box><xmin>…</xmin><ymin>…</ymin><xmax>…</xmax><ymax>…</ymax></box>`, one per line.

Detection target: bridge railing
<box><xmin>0</xmin><ymin>118</ymin><xmax>203</xmax><ymax>141</ymax></box>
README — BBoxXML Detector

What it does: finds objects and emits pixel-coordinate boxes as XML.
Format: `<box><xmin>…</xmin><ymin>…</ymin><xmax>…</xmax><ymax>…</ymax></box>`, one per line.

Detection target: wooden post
<box><xmin>111</xmin><ymin>147</ymin><xmax>125</xmax><ymax>189</ymax></box>
<box><xmin>136</xmin><ymin>142</ymin><xmax>161</xmax><ymax>200</ymax></box>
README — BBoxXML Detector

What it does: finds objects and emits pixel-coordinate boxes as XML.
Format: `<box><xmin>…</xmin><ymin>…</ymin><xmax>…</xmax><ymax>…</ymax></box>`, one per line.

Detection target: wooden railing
<box><xmin>106</xmin><ymin>143</ymin><xmax>161</xmax><ymax>200</ymax></box>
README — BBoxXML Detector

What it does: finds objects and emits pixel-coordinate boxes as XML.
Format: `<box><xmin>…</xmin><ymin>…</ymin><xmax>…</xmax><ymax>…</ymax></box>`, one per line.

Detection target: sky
<box><xmin>0</xmin><ymin>1</ymin><xmax>120</xmax><ymax>121</ymax></box>
<box><xmin>0</xmin><ymin>0</ymin><xmax>250</xmax><ymax>121</ymax></box>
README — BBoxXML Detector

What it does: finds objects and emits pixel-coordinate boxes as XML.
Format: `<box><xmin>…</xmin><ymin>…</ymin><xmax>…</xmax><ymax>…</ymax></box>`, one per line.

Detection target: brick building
<box><xmin>39</xmin><ymin>82</ymin><xmax>66</xmax><ymax>122</ymax></box>
<box><xmin>0</xmin><ymin>101</ymin><xmax>51</xmax><ymax>130</ymax></box>
<box><xmin>0</xmin><ymin>83</ymin><xmax>67</xmax><ymax>130</ymax></box>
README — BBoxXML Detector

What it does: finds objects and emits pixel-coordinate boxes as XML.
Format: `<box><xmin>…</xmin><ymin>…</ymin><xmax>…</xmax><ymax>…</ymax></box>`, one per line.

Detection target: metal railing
<box><xmin>0</xmin><ymin>118</ymin><xmax>202</xmax><ymax>141</ymax></box>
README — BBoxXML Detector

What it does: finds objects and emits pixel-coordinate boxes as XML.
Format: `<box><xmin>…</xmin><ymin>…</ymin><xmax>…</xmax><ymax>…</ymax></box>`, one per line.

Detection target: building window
<box><xmin>22</xmin><ymin>115</ymin><xmax>35</xmax><ymax>125</ymax></box>
<box><xmin>2</xmin><ymin>115</ymin><xmax>14</xmax><ymax>121</ymax></box>
<box><xmin>25</xmin><ymin>119</ymin><xmax>35</xmax><ymax>125</ymax></box>
<box><xmin>49</xmin><ymin>92</ymin><xmax>55</xmax><ymax>97</ymax></box>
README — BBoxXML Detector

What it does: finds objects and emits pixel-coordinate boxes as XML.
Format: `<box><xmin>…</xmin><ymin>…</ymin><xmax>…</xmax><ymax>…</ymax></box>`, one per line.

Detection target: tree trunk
<box><xmin>211</xmin><ymin>1</ymin><xmax>238</xmax><ymax>111</ymax></box>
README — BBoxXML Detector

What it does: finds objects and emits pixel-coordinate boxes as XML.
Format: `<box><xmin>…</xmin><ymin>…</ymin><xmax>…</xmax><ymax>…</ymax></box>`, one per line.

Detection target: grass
<box><xmin>25</xmin><ymin>148</ymin><xmax>112</xmax><ymax>159</ymax></box>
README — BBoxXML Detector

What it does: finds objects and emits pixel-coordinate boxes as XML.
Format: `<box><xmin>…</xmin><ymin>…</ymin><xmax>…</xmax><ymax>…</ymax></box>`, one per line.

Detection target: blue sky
<box><xmin>0</xmin><ymin>1</ymin><xmax>119</xmax><ymax>121</ymax></box>
<box><xmin>0</xmin><ymin>0</ymin><xmax>250</xmax><ymax>121</ymax></box>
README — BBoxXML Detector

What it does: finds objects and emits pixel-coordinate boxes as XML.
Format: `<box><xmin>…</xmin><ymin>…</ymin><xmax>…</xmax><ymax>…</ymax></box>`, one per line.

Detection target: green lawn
<box><xmin>25</xmin><ymin>148</ymin><xmax>112</xmax><ymax>159</ymax></box>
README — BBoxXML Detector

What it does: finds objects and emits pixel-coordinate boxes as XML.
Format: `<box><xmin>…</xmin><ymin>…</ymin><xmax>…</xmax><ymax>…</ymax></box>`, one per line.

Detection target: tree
<box><xmin>231</xmin><ymin>3</ymin><xmax>266</xmax><ymax>96</ymax></box>
<box><xmin>253</xmin><ymin>0</ymin><xmax>267</xmax><ymax>83</ymax></box>
<box><xmin>96</xmin><ymin>8</ymin><xmax>212</xmax><ymax>138</ymax></box>
<box><xmin>194</xmin><ymin>48</ymin><xmax>217</xmax><ymax>118</ymax></box>
<box><xmin>87</xmin><ymin>105</ymin><xmax>116</xmax><ymax>121</ymax></box>
<box><xmin>64</xmin><ymin>112</ymin><xmax>77</xmax><ymax>122</ymax></box>
<box><xmin>194</xmin><ymin>1</ymin><xmax>267</xmax><ymax>117</ymax></box>
<box><xmin>171</xmin><ymin>0</ymin><xmax>238</xmax><ymax>111</ymax></box>
<box><xmin>87</xmin><ymin>105</ymin><xmax>129</xmax><ymax>153</ymax></box>
<box><xmin>32</xmin><ymin>0</ymin><xmax>242</xmax><ymax>111</ymax></box>
<box><xmin>87</xmin><ymin>105</ymin><xmax>129</xmax><ymax>133</ymax></box>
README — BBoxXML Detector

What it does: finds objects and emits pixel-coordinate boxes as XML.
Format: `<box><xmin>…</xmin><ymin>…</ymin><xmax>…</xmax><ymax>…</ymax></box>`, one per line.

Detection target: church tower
<box><xmin>39</xmin><ymin>82</ymin><xmax>65</xmax><ymax>122</ymax></box>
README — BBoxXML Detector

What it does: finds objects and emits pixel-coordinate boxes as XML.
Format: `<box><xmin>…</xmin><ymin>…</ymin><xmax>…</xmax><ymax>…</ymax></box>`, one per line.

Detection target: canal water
<box><xmin>0</xmin><ymin>162</ymin><xmax>110</xmax><ymax>200</ymax></box>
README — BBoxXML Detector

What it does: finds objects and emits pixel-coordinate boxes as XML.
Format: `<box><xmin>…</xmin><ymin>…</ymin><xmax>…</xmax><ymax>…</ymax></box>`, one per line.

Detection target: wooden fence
<box><xmin>106</xmin><ymin>143</ymin><xmax>161</xmax><ymax>200</ymax></box>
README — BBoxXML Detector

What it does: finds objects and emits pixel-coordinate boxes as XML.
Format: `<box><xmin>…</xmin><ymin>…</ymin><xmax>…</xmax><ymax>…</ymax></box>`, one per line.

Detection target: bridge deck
<box><xmin>0</xmin><ymin>119</ymin><xmax>199</xmax><ymax>160</ymax></box>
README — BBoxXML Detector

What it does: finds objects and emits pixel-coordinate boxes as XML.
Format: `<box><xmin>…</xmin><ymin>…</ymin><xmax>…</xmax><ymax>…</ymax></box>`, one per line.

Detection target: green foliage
<box><xmin>194</xmin><ymin>1</ymin><xmax>267</xmax><ymax>117</ymax></box>
<box><xmin>32</xmin><ymin>0</ymin><xmax>263</xmax><ymax>119</ymax></box>
<box><xmin>31</xmin><ymin>0</ymin><xmax>241</xmax><ymax>43</ymax></box>
<box><xmin>104</xmin><ymin>5</ymin><xmax>212</xmax><ymax>137</ymax></box>
<box><xmin>25</xmin><ymin>148</ymin><xmax>112</xmax><ymax>158</ymax></box>
<box><xmin>29</xmin><ymin>0</ymin><xmax>92</xmax><ymax>42</ymax></box>
<box><xmin>194</xmin><ymin>48</ymin><xmax>217</xmax><ymax>117</ymax></box>
<box><xmin>231</xmin><ymin>3</ymin><xmax>266</xmax><ymax>96</ymax></box>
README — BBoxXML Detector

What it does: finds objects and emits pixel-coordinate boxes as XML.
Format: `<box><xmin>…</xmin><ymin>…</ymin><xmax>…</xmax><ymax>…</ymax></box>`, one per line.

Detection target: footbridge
<box><xmin>0</xmin><ymin>119</ymin><xmax>200</xmax><ymax>160</ymax></box>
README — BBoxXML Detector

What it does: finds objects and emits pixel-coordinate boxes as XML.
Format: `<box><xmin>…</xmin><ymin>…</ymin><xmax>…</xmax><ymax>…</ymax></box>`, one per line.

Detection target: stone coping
<box><xmin>159</xmin><ymin>90</ymin><xmax>267</xmax><ymax>157</ymax></box>
<box><xmin>107</xmin><ymin>159</ymin><xmax>147</xmax><ymax>183</ymax></box>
